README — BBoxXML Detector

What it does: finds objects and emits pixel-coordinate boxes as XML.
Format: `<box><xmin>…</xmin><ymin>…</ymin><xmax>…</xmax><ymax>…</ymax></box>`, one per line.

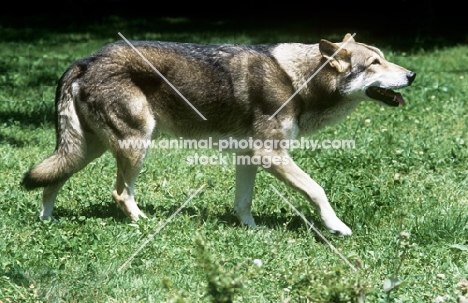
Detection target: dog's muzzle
<box><xmin>365</xmin><ymin>71</ymin><xmax>416</xmax><ymax>107</ymax></box>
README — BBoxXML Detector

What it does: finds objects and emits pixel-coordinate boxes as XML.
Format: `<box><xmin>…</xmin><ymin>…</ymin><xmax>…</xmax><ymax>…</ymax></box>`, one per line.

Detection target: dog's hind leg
<box><xmin>102</xmin><ymin>92</ymin><xmax>155</xmax><ymax>221</ymax></box>
<box><xmin>41</xmin><ymin>180</ymin><xmax>67</xmax><ymax>219</ymax></box>
<box><xmin>40</xmin><ymin>134</ymin><xmax>107</xmax><ymax>219</ymax></box>
<box><xmin>112</xmin><ymin>145</ymin><xmax>149</xmax><ymax>221</ymax></box>
<box><xmin>234</xmin><ymin>154</ymin><xmax>258</xmax><ymax>227</ymax></box>
<box><xmin>260</xmin><ymin>149</ymin><xmax>352</xmax><ymax>236</ymax></box>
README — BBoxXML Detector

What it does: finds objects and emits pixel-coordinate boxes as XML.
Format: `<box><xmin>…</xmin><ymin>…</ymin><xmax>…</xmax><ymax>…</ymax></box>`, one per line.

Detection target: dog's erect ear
<box><xmin>319</xmin><ymin>39</ymin><xmax>350</xmax><ymax>73</ymax></box>
<box><xmin>343</xmin><ymin>33</ymin><xmax>355</xmax><ymax>42</ymax></box>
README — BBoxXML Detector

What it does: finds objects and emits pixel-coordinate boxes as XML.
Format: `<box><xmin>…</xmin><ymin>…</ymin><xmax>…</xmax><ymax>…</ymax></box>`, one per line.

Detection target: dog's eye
<box><xmin>371</xmin><ymin>58</ymin><xmax>380</xmax><ymax>65</ymax></box>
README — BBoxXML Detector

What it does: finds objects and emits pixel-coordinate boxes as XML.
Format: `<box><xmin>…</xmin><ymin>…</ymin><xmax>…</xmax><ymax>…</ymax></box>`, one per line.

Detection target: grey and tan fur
<box><xmin>22</xmin><ymin>33</ymin><xmax>415</xmax><ymax>236</ymax></box>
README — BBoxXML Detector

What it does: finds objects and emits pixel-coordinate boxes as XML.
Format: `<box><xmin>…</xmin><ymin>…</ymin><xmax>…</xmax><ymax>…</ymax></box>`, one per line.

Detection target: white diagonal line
<box><xmin>268</xmin><ymin>33</ymin><xmax>356</xmax><ymax>120</ymax></box>
<box><xmin>269</xmin><ymin>184</ymin><xmax>357</xmax><ymax>272</ymax></box>
<box><xmin>117</xmin><ymin>184</ymin><xmax>206</xmax><ymax>272</ymax></box>
<box><xmin>118</xmin><ymin>32</ymin><xmax>207</xmax><ymax>121</ymax></box>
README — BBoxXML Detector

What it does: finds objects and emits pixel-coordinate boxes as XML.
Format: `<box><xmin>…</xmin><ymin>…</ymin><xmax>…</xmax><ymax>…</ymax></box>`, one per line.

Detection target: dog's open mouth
<box><xmin>365</xmin><ymin>86</ymin><xmax>406</xmax><ymax>107</ymax></box>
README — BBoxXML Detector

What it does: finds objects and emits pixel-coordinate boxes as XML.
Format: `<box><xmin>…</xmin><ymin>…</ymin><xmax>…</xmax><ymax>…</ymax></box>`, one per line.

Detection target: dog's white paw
<box><xmin>39</xmin><ymin>214</ymin><xmax>51</xmax><ymax>220</ymax></box>
<box><xmin>236</xmin><ymin>212</ymin><xmax>257</xmax><ymax>228</ymax></box>
<box><xmin>39</xmin><ymin>215</ymin><xmax>59</xmax><ymax>223</ymax></box>
<box><xmin>323</xmin><ymin>216</ymin><xmax>352</xmax><ymax>236</ymax></box>
<box><xmin>124</xmin><ymin>203</ymin><xmax>148</xmax><ymax>222</ymax></box>
<box><xmin>112</xmin><ymin>190</ymin><xmax>147</xmax><ymax>221</ymax></box>
<box><xmin>128</xmin><ymin>209</ymin><xmax>148</xmax><ymax>221</ymax></box>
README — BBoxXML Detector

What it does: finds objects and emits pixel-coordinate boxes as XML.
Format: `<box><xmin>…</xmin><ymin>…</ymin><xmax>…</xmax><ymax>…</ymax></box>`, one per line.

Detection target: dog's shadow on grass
<box><xmin>54</xmin><ymin>202</ymin><xmax>331</xmax><ymax>243</ymax></box>
<box><xmin>142</xmin><ymin>204</ymin><xmax>326</xmax><ymax>232</ymax></box>
<box><xmin>53</xmin><ymin>203</ymin><xmax>129</xmax><ymax>223</ymax></box>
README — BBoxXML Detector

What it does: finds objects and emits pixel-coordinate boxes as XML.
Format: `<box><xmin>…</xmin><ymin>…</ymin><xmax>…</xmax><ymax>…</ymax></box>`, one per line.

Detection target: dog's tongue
<box><xmin>366</xmin><ymin>87</ymin><xmax>407</xmax><ymax>107</ymax></box>
<box><xmin>395</xmin><ymin>92</ymin><xmax>406</xmax><ymax>106</ymax></box>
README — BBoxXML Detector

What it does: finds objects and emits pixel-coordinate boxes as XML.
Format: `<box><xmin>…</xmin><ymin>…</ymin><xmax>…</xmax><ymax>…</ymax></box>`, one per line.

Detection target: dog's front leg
<box><xmin>260</xmin><ymin>149</ymin><xmax>352</xmax><ymax>236</ymax></box>
<box><xmin>234</xmin><ymin>153</ymin><xmax>258</xmax><ymax>227</ymax></box>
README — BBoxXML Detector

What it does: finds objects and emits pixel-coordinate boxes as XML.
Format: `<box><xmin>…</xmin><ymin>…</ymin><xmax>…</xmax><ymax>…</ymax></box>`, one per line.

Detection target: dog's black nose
<box><xmin>407</xmin><ymin>71</ymin><xmax>416</xmax><ymax>85</ymax></box>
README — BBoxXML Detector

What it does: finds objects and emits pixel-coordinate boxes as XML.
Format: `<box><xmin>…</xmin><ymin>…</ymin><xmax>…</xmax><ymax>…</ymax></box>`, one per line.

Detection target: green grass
<box><xmin>1</xmin><ymin>16</ymin><xmax>468</xmax><ymax>302</ymax></box>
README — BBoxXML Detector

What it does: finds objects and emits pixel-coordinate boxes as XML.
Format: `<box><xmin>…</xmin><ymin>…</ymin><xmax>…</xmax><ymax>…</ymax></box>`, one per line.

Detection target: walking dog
<box><xmin>22</xmin><ymin>33</ymin><xmax>416</xmax><ymax>236</ymax></box>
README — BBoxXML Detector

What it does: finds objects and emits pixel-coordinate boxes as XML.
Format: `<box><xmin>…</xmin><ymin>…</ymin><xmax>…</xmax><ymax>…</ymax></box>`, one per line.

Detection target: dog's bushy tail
<box><xmin>22</xmin><ymin>61</ymin><xmax>88</xmax><ymax>190</ymax></box>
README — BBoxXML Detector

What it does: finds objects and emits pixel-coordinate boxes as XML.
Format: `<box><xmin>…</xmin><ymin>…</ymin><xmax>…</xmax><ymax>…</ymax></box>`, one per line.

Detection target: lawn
<box><xmin>1</xmin><ymin>16</ymin><xmax>468</xmax><ymax>302</ymax></box>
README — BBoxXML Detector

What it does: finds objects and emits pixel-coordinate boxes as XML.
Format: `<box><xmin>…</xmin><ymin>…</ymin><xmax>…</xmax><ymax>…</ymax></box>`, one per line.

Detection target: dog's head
<box><xmin>320</xmin><ymin>33</ymin><xmax>416</xmax><ymax>107</ymax></box>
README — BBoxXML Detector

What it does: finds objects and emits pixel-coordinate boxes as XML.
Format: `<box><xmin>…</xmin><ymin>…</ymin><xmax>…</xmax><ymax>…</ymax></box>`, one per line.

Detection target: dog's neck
<box><xmin>271</xmin><ymin>43</ymin><xmax>322</xmax><ymax>92</ymax></box>
<box><xmin>298</xmin><ymin>98</ymin><xmax>361</xmax><ymax>135</ymax></box>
